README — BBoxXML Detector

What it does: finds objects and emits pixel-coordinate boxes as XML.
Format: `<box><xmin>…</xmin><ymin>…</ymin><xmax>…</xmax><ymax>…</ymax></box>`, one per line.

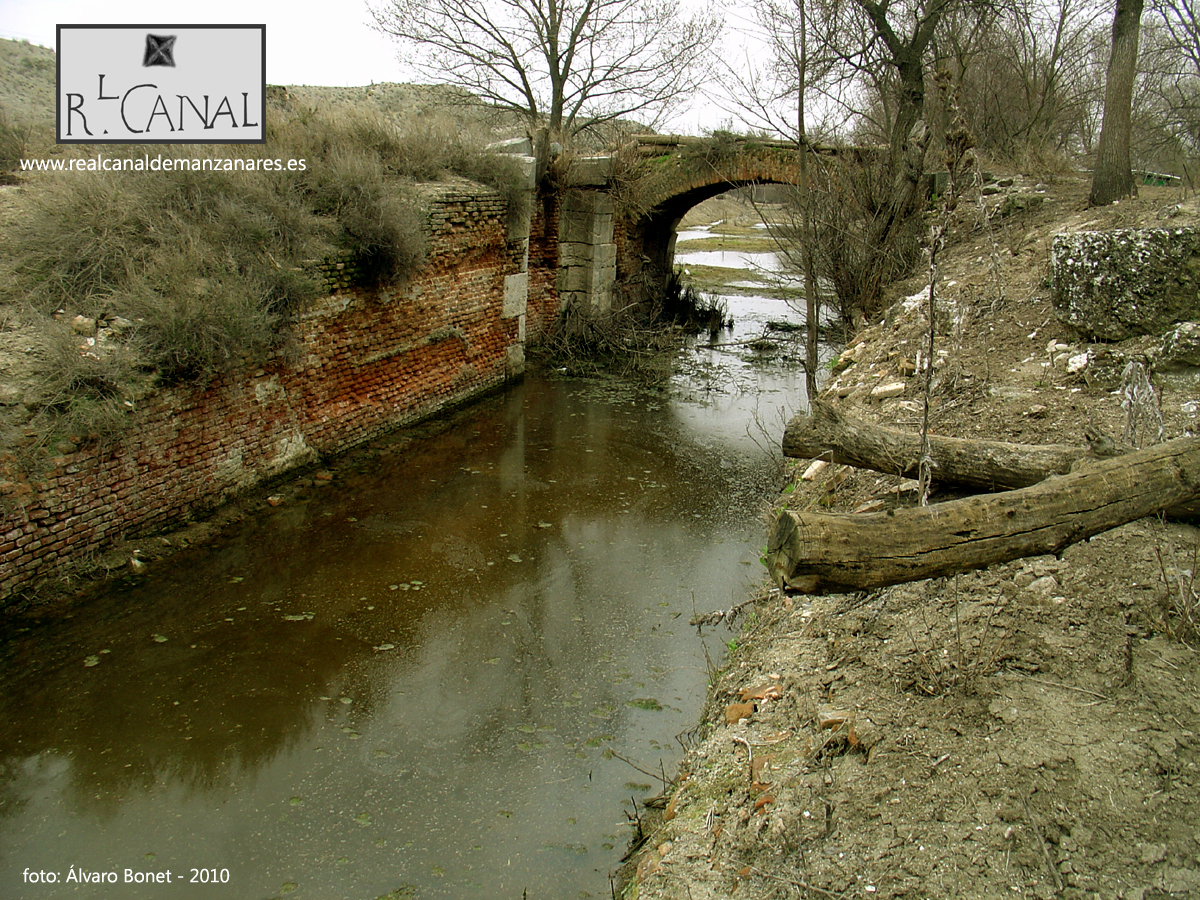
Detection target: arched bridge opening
<box><xmin>556</xmin><ymin>136</ymin><xmax>837</xmax><ymax>316</ymax></box>
<box><xmin>630</xmin><ymin>178</ymin><xmax>797</xmax><ymax>294</ymax></box>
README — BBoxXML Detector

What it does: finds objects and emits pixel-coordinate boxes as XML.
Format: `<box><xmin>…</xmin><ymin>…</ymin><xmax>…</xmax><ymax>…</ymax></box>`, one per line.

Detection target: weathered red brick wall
<box><xmin>526</xmin><ymin>187</ymin><xmax>562</xmax><ymax>334</ymax></box>
<box><xmin>0</xmin><ymin>183</ymin><xmax>540</xmax><ymax>603</ymax></box>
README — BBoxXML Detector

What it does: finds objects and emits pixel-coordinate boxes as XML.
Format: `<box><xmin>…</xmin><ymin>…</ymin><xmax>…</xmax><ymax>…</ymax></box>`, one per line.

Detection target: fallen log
<box><xmin>767</xmin><ymin>436</ymin><xmax>1200</xmax><ymax>594</ymax></box>
<box><xmin>783</xmin><ymin>400</ymin><xmax>1200</xmax><ymax>519</ymax></box>
<box><xmin>782</xmin><ymin>400</ymin><xmax>1087</xmax><ymax>491</ymax></box>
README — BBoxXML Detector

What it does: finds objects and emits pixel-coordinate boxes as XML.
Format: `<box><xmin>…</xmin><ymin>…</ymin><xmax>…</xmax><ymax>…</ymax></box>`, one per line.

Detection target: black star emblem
<box><xmin>143</xmin><ymin>34</ymin><xmax>177</xmax><ymax>67</ymax></box>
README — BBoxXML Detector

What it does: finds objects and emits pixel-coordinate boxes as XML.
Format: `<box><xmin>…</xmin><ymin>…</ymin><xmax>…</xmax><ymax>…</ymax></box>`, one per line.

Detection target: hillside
<box><xmin>0</xmin><ymin>36</ymin><xmax>622</xmax><ymax>165</ymax></box>
<box><xmin>0</xmin><ymin>39</ymin><xmax>55</xmax><ymax>126</ymax></box>
<box><xmin>625</xmin><ymin>177</ymin><xmax>1200</xmax><ymax>899</ymax></box>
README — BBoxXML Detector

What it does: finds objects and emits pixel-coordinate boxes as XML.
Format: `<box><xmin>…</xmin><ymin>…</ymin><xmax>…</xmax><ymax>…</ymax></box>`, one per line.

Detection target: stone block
<box><xmin>558</xmin><ymin>191</ymin><xmax>615</xmax><ymax>243</ymax></box>
<box><xmin>569</xmin><ymin>155</ymin><xmax>615</xmax><ymax>186</ymax></box>
<box><xmin>591</xmin><ymin>216</ymin><xmax>615</xmax><ymax>245</ymax></box>
<box><xmin>558</xmin><ymin>265</ymin><xmax>589</xmax><ymax>294</ymax></box>
<box><xmin>592</xmin><ymin>242</ymin><xmax>617</xmax><ymax>268</ymax></box>
<box><xmin>1151</xmin><ymin>321</ymin><xmax>1200</xmax><ymax>368</ymax></box>
<box><xmin>1051</xmin><ymin>227</ymin><xmax>1200</xmax><ymax>340</ymax></box>
<box><xmin>558</xmin><ymin>290</ymin><xmax>588</xmax><ymax>312</ymax></box>
<box><xmin>490</xmin><ymin>135</ymin><xmax>534</xmax><ymax>156</ymax></box>
<box><xmin>505</xmin><ymin>342</ymin><xmax>526</xmax><ymax>379</ymax></box>
<box><xmin>559</xmin><ymin>217</ymin><xmax>613</xmax><ymax>245</ymax></box>
<box><xmin>586</xmin><ymin>266</ymin><xmax>614</xmax><ymax>293</ymax></box>
<box><xmin>559</xmin><ymin>241</ymin><xmax>594</xmax><ymax>268</ymax></box>
<box><xmin>503</xmin><ymin>273</ymin><xmax>528</xmax><ymax>319</ymax></box>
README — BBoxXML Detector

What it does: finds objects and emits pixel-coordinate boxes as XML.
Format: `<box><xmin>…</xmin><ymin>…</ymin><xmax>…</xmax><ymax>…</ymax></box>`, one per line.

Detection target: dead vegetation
<box><xmin>0</xmin><ymin>85</ymin><xmax>528</xmax><ymax>465</ymax></box>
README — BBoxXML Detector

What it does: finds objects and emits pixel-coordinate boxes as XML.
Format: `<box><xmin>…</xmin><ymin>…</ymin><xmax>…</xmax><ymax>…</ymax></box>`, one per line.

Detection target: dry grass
<box><xmin>0</xmin><ymin>88</ymin><xmax>529</xmax><ymax>457</ymax></box>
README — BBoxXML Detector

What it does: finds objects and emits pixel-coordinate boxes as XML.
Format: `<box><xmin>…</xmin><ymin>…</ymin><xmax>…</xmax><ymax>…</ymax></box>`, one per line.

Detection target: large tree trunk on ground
<box><xmin>783</xmin><ymin>401</ymin><xmax>1200</xmax><ymax>518</ymax></box>
<box><xmin>768</xmin><ymin>436</ymin><xmax>1200</xmax><ymax>594</ymax></box>
<box><xmin>1089</xmin><ymin>0</ymin><xmax>1144</xmax><ymax>206</ymax></box>
<box><xmin>784</xmin><ymin>400</ymin><xmax>1088</xmax><ymax>490</ymax></box>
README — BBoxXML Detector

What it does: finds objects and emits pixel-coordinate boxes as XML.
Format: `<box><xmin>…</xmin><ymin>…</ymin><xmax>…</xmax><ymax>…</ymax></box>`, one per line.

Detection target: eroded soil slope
<box><xmin>628</xmin><ymin>176</ymin><xmax>1200</xmax><ymax>900</ymax></box>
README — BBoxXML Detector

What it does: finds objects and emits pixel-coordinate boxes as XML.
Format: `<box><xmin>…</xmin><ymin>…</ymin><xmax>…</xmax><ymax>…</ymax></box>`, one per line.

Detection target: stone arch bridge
<box><xmin>554</xmin><ymin>134</ymin><xmax>875</xmax><ymax>314</ymax></box>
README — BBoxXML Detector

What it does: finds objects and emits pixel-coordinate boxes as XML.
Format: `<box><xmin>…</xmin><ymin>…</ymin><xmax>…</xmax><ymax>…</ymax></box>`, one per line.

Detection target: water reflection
<box><xmin>0</xmin><ymin>370</ymin><xmax>796</xmax><ymax>899</ymax></box>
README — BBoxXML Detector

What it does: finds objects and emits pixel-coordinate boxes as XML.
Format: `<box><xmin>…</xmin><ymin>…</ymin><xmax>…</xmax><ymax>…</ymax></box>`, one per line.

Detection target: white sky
<box><xmin>0</xmin><ymin>0</ymin><xmax>745</xmax><ymax>134</ymax></box>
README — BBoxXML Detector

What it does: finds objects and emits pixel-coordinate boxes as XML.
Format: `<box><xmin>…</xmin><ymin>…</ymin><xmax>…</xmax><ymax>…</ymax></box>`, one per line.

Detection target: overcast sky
<box><xmin>0</xmin><ymin>0</ymin><xmax>739</xmax><ymax>134</ymax></box>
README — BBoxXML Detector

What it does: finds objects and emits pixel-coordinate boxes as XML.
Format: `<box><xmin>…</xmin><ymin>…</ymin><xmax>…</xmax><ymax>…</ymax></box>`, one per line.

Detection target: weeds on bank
<box><xmin>656</xmin><ymin>269</ymin><xmax>730</xmax><ymax>335</ymax></box>
<box><xmin>533</xmin><ymin>269</ymin><xmax>729</xmax><ymax>380</ymax></box>
<box><xmin>2</xmin><ymin>98</ymin><xmax>527</xmax><ymax>458</ymax></box>
<box><xmin>1154</xmin><ymin>523</ymin><xmax>1200</xmax><ymax>645</ymax></box>
<box><xmin>903</xmin><ymin>577</ymin><xmax>1006</xmax><ymax>696</ymax></box>
<box><xmin>530</xmin><ymin>304</ymin><xmax>681</xmax><ymax>379</ymax></box>
<box><xmin>0</xmin><ymin>105</ymin><xmax>30</xmax><ymax>183</ymax></box>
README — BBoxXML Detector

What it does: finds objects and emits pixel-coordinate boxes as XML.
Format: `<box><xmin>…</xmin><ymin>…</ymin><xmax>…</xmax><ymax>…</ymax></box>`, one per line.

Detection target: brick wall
<box><xmin>526</xmin><ymin>188</ymin><xmax>562</xmax><ymax>335</ymax></box>
<box><xmin>0</xmin><ymin>182</ymin><xmax>549</xmax><ymax>603</ymax></box>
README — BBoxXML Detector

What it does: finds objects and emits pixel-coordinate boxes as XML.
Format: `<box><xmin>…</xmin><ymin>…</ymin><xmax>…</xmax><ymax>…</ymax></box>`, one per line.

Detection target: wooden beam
<box><xmin>783</xmin><ymin>400</ymin><xmax>1086</xmax><ymax>491</ymax></box>
<box><xmin>767</xmin><ymin>436</ymin><xmax>1200</xmax><ymax>594</ymax></box>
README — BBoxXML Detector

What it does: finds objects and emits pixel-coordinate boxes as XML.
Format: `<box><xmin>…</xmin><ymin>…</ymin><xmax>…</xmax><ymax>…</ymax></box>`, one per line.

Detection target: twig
<box><xmin>1008</xmin><ymin>671</ymin><xmax>1111</xmax><ymax>701</ymax></box>
<box><xmin>690</xmin><ymin>595</ymin><xmax>761</xmax><ymax>628</ymax></box>
<box><xmin>1025</xmin><ymin>800</ymin><xmax>1064</xmax><ymax>894</ymax></box>
<box><xmin>1146</xmin><ymin>649</ymin><xmax>1179</xmax><ymax>670</ymax></box>
<box><xmin>619</xmin><ymin>797</ymin><xmax>648</xmax><ymax>863</ymax></box>
<box><xmin>744</xmin><ymin>864</ymin><xmax>845</xmax><ymax>898</ymax></box>
<box><xmin>606</xmin><ymin>747</ymin><xmax>672</xmax><ymax>787</ymax></box>
<box><xmin>732</xmin><ymin>735</ymin><xmax>754</xmax><ymax>790</ymax></box>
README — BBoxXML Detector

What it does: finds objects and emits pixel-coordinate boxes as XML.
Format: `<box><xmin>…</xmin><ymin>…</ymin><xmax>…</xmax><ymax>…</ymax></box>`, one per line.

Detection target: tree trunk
<box><xmin>783</xmin><ymin>400</ymin><xmax>1087</xmax><ymax>491</ymax></box>
<box><xmin>795</xmin><ymin>0</ymin><xmax>821</xmax><ymax>402</ymax></box>
<box><xmin>1089</xmin><ymin>0</ymin><xmax>1144</xmax><ymax>206</ymax></box>
<box><xmin>768</xmin><ymin>436</ymin><xmax>1200</xmax><ymax>594</ymax></box>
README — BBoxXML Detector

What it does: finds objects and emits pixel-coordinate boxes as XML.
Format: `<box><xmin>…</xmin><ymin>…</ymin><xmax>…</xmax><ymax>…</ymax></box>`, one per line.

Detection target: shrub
<box><xmin>0</xmin><ymin>106</ymin><xmax>28</xmax><ymax>183</ymax></box>
<box><xmin>375</xmin><ymin>113</ymin><xmax>531</xmax><ymax>227</ymax></box>
<box><xmin>22</xmin><ymin>317</ymin><xmax>144</xmax><ymax>453</ymax></box>
<box><xmin>3</xmin><ymin>97</ymin><xmax>531</xmax><ymax>449</ymax></box>
<box><xmin>768</xmin><ymin>151</ymin><xmax>926</xmax><ymax>327</ymax></box>
<box><xmin>121</xmin><ymin>282</ymin><xmax>284</xmax><ymax>384</ymax></box>
<box><xmin>657</xmin><ymin>269</ymin><xmax>728</xmax><ymax>333</ymax></box>
<box><xmin>12</xmin><ymin>157</ymin><xmax>334</xmax><ymax>316</ymax></box>
<box><xmin>295</xmin><ymin>142</ymin><xmax>426</xmax><ymax>288</ymax></box>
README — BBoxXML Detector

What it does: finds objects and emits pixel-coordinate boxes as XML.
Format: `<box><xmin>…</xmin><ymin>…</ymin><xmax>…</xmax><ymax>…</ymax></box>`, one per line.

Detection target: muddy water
<box><xmin>0</xmin><ymin>290</ymin><xmax>809</xmax><ymax>900</ymax></box>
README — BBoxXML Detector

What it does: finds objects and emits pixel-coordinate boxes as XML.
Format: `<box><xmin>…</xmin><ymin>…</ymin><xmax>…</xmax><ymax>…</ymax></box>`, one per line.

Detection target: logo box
<box><xmin>57</xmin><ymin>25</ymin><xmax>266</xmax><ymax>144</ymax></box>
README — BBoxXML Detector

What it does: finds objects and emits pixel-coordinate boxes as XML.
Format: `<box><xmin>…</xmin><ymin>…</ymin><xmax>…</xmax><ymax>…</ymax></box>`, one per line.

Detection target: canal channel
<box><xmin>0</xmin><ymin>213</ymin><xmax>817</xmax><ymax>900</ymax></box>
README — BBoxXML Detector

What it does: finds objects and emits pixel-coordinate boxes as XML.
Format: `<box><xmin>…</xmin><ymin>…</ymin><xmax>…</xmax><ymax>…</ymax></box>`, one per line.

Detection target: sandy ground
<box><xmin>622</xmin><ymin>175</ymin><xmax>1200</xmax><ymax>900</ymax></box>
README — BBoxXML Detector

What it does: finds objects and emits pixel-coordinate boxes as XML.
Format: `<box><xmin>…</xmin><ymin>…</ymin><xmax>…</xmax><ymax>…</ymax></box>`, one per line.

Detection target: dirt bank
<box><xmin>624</xmin><ymin>175</ymin><xmax>1200</xmax><ymax>900</ymax></box>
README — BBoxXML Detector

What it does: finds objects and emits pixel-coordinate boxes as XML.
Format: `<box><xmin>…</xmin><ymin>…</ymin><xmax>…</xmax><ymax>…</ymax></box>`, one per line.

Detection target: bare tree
<box><xmin>827</xmin><ymin>0</ymin><xmax>952</xmax><ymax>320</ymax></box>
<box><xmin>845</xmin><ymin>0</ymin><xmax>959</xmax><ymax>158</ymax></box>
<box><xmin>1090</xmin><ymin>0</ymin><xmax>1145</xmax><ymax>204</ymax></box>
<box><xmin>1158</xmin><ymin>0</ymin><xmax>1200</xmax><ymax>63</ymax></box>
<box><xmin>941</xmin><ymin>0</ymin><xmax>1107</xmax><ymax>160</ymax></box>
<box><xmin>369</xmin><ymin>0</ymin><xmax>721</xmax><ymax>143</ymax></box>
<box><xmin>720</xmin><ymin>0</ymin><xmax>839</xmax><ymax>397</ymax></box>
<box><xmin>721</xmin><ymin>0</ymin><xmax>957</xmax><ymax>325</ymax></box>
<box><xmin>1136</xmin><ymin>0</ymin><xmax>1200</xmax><ymax>178</ymax></box>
